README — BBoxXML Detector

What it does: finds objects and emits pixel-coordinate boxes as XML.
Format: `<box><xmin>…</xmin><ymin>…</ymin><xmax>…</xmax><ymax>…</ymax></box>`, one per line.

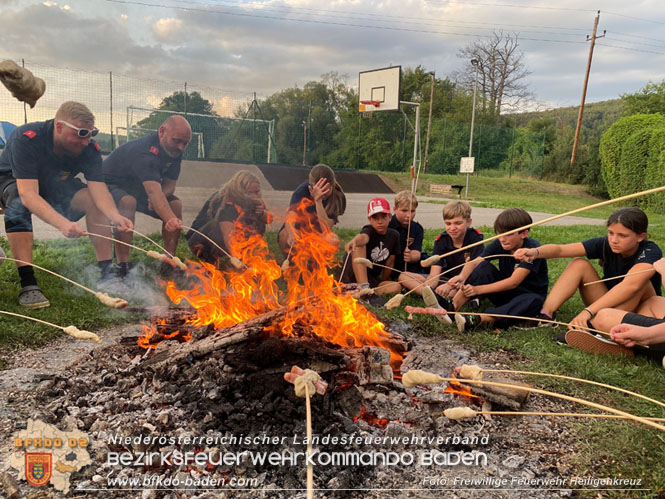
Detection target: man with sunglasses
<box><xmin>103</xmin><ymin>115</ymin><xmax>191</xmax><ymax>278</ymax></box>
<box><xmin>0</xmin><ymin>101</ymin><xmax>133</xmax><ymax>309</ymax></box>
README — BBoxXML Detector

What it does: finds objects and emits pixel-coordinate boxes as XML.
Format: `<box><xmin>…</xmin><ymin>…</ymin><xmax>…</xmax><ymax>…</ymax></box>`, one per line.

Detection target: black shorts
<box><xmin>1</xmin><ymin>176</ymin><xmax>86</xmax><ymax>233</ymax></box>
<box><xmin>107</xmin><ymin>183</ymin><xmax>179</xmax><ymax>220</ymax></box>
<box><xmin>621</xmin><ymin>312</ymin><xmax>665</xmax><ymax>327</ymax></box>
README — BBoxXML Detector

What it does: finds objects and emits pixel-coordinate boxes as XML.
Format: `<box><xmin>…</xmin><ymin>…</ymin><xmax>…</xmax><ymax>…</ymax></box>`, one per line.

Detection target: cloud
<box><xmin>152</xmin><ymin>17</ymin><xmax>182</xmax><ymax>42</ymax></box>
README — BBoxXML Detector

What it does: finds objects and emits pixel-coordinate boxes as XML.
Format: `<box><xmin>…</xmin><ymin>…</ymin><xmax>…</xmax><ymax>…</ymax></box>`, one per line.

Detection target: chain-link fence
<box><xmin>0</xmin><ymin>58</ymin><xmax>543</xmax><ymax>177</ymax></box>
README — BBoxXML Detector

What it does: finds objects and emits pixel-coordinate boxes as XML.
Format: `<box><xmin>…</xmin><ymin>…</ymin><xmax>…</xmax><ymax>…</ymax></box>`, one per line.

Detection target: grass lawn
<box><xmin>377</xmin><ymin>171</ymin><xmax>624</xmax><ymax>220</ymax></box>
<box><xmin>1</xmin><ymin>174</ymin><xmax>664</xmax><ymax>495</ymax></box>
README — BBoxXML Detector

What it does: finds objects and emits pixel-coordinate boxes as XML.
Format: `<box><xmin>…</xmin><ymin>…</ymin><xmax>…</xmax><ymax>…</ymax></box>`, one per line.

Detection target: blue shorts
<box><xmin>1</xmin><ymin>176</ymin><xmax>86</xmax><ymax>233</ymax></box>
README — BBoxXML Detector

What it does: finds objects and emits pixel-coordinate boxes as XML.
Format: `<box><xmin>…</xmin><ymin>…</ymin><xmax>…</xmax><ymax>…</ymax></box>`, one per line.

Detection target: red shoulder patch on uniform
<box><xmin>435</xmin><ymin>234</ymin><xmax>442</xmax><ymax>241</ymax></box>
<box><xmin>23</xmin><ymin>130</ymin><xmax>36</xmax><ymax>139</ymax></box>
<box><xmin>149</xmin><ymin>146</ymin><xmax>159</xmax><ymax>155</ymax></box>
<box><xmin>475</xmin><ymin>228</ymin><xmax>483</xmax><ymax>234</ymax></box>
<box><xmin>93</xmin><ymin>141</ymin><xmax>101</xmax><ymax>151</ymax></box>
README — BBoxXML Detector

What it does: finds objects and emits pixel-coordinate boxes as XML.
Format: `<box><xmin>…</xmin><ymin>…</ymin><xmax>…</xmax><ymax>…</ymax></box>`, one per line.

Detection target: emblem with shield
<box><xmin>25</xmin><ymin>453</ymin><xmax>52</xmax><ymax>487</ymax></box>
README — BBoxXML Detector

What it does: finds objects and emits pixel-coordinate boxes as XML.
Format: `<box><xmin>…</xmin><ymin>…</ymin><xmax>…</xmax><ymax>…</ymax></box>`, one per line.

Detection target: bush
<box><xmin>599</xmin><ymin>114</ymin><xmax>665</xmax><ymax>199</ymax></box>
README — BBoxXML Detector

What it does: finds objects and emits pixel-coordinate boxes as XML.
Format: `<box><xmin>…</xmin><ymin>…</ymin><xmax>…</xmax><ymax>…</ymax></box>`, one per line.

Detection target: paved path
<box><xmin>0</xmin><ymin>161</ymin><xmax>605</xmax><ymax>241</ymax></box>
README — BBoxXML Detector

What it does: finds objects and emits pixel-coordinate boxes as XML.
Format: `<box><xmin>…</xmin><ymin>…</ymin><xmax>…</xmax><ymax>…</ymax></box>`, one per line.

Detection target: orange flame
<box><xmin>444</xmin><ymin>381</ymin><xmax>481</xmax><ymax>400</ymax></box>
<box><xmin>151</xmin><ymin>199</ymin><xmax>400</xmax><ymax>361</ymax></box>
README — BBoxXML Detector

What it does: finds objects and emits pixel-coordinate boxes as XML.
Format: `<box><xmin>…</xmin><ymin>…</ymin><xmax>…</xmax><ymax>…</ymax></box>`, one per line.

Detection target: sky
<box><xmin>1</xmin><ymin>0</ymin><xmax>664</xmax><ymax>117</ymax></box>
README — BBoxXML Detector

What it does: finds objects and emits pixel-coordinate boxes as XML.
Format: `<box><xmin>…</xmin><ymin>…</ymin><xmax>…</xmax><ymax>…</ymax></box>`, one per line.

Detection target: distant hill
<box><xmin>508</xmin><ymin>99</ymin><xmax>624</xmax><ymax>130</ymax></box>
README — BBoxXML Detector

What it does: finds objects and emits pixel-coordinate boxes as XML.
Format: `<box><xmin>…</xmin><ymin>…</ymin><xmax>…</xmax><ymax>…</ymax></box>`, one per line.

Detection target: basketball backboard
<box><xmin>358</xmin><ymin>66</ymin><xmax>401</xmax><ymax>112</ymax></box>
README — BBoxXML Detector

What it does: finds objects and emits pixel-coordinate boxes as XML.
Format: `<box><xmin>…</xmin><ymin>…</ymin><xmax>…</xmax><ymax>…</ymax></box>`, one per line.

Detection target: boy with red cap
<box><xmin>342</xmin><ymin>197</ymin><xmax>402</xmax><ymax>295</ymax></box>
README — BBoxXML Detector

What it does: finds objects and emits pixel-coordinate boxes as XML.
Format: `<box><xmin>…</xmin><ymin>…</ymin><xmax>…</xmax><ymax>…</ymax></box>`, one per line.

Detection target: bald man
<box><xmin>103</xmin><ymin>115</ymin><xmax>192</xmax><ymax>277</ymax></box>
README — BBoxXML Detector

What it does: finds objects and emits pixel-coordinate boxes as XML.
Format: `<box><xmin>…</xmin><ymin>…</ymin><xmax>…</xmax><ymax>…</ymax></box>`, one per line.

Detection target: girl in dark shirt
<box><xmin>278</xmin><ymin>164</ymin><xmax>346</xmax><ymax>256</ymax></box>
<box><xmin>514</xmin><ymin>207</ymin><xmax>662</xmax><ymax>331</ymax></box>
<box><xmin>186</xmin><ymin>171</ymin><xmax>269</xmax><ymax>266</ymax></box>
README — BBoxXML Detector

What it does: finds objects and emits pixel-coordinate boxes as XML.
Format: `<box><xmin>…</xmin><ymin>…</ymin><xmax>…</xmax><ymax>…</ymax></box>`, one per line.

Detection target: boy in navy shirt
<box><xmin>389</xmin><ymin>191</ymin><xmax>424</xmax><ymax>274</ymax></box>
<box><xmin>343</xmin><ymin>197</ymin><xmax>402</xmax><ymax>295</ymax></box>
<box><xmin>451</xmin><ymin>208</ymin><xmax>548</xmax><ymax>331</ymax></box>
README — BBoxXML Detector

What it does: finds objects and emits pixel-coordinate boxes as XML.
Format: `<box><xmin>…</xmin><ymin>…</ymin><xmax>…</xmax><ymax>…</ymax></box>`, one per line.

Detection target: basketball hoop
<box><xmin>359</xmin><ymin>100</ymin><xmax>380</xmax><ymax>118</ymax></box>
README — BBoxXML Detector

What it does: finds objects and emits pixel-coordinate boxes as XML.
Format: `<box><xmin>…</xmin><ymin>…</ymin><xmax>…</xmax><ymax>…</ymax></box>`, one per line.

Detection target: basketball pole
<box><xmin>400</xmin><ymin>101</ymin><xmax>421</xmax><ymax>271</ymax></box>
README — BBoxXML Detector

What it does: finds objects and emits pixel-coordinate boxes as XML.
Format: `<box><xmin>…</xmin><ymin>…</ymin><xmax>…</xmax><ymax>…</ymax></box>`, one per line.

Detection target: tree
<box><xmin>136</xmin><ymin>90</ymin><xmax>220</xmax><ymax>159</ymax></box>
<box><xmin>621</xmin><ymin>80</ymin><xmax>665</xmax><ymax>116</ymax></box>
<box><xmin>454</xmin><ymin>31</ymin><xmax>532</xmax><ymax>120</ymax></box>
<box><xmin>158</xmin><ymin>91</ymin><xmax>217</xmax><ymax>115</ymax></box>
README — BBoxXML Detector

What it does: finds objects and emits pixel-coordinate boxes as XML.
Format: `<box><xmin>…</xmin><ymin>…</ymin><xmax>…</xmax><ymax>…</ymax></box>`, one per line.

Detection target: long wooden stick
<box><xmin>96</xmin><ymin>223</ymin><xmax>171</xmax><ymax>257</ymax></box>
<box><xmin>87</xmin><ymin>232</ymin><xmax>153</xmax><ymax>255</ymax></box>
<box><xmin>182</xmin><ymin>224</ymin><xmax>245</xmax><ymax>270</ymax></box>
<box><xmin>305</xmin><ymin>383</ymin><xmax>313</xmax><ymax>499</ymax></box>
<box><xmin>426</xmin><ymin>185</ymin><xmax>665</xmax><ymax>265</ymax></box>
<box><xmin>405</xmin><ymin>371</ymin><xmax>665</xmax><ymax>431</ymax></box>
<box><xmin>584</xmin><ymin>267</ymin><xmax>655</xmax><ymax>286</ymax></box>
<box><xmin>382</xmin><ymin>255</ymin><xmax>512</xmax><ymax>308</ymax></box>
<box><xmin>472</xmin><ymin>409</ymin><xmax>665</xmax><ymax>422</ymax></box>
<box><xmin>0</xmin><ymin>256</ymin><xmax>127</xmax><ymax>308</ymax></box>
<box><xmin>0</xmin><ymin>310</ymin><xmax>100</xmax><ymax>343</ymax></box>
<box><xmin>452</xmin><ymin>310</ymin><xmax>611</xmax><ymax>337</ymax></box>
<box><xmin>2</xmin><ymin>256</ymin><xmax>99</xmax><ymax>296</ymax></box>
<box><xmin>479</xmin><ymin>367</ymin><xmax>665</xmax><ymax>410</ymax></box>
<box><xmin>354</xmin><ymin>258</ymin><xmax>404</xmax><ymax>275</ymax></box>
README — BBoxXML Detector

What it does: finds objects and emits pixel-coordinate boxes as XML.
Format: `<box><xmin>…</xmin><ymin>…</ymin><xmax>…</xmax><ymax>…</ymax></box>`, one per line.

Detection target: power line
<box><xmin>423</xmin><ymin>0</ymin><xmax>595</xmax><ymax>13</ymax></box>
<box><xmin>104</xmin><ymin>0</ymin><xmax>589</xmax><ymax>44</ymax></box>
<box><xmin>603</xmin><ymin>11</ymin><xmax>665</xmax><ymax>26</ymax></box>
<box><xmin>201</xmin><ymin>0</ymin><xmax>591</xmax><ymax>32</ymax></box>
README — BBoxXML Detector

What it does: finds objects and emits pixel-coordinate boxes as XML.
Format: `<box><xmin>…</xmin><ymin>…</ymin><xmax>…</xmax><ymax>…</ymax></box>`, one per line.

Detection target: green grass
<box><xmin>377</xmin><ymin>171</ymin><xmax>619</xmax><ymax>219</ymax></box>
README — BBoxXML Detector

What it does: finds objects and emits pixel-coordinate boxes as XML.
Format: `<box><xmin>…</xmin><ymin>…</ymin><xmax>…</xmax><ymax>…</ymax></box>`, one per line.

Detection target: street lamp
<box><xmin>465</xmin><ymin>58</ymin><xmax>480</xmax><ymax>197</ymax></box>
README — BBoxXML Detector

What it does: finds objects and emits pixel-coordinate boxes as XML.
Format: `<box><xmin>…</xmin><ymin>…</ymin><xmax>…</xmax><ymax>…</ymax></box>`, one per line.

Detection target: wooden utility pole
<box><xmin>571</xmin><ymin>11</ymin><xmax>605</xmax><ymax>168</ymax></box>
<box><xmin>423</xmin><ymin>72</ymin><xmax>435</xmax><ymax>173</ymax></box>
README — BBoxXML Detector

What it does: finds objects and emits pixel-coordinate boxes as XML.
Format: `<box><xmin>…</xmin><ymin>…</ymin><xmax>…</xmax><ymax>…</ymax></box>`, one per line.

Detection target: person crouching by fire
<box><xmin>277</xmin><ymin>164</ymin><xmax>346</xmax><ymax>257</ymax></box>
<box><xmin>340</xmin><ymin>197</ymin><xmax>402</xmax><ymax>296</ymax></box>
<box><xmin>185</xmin><ymin>171</ymin><xmax>270</xmax><ymax>268</ymax></box>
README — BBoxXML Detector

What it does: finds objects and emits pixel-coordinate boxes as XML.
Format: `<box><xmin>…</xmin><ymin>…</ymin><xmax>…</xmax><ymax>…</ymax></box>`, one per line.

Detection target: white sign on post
<box><xmin>460</xmin><ymin>157</ymin><xmax>475</xmax><ymax>173</ymax></box>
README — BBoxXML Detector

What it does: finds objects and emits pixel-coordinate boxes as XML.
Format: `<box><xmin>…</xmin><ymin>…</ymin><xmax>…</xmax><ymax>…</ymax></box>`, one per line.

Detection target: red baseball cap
<box><xmin>367</xmin><ymin>197</ymin><xmax>391</xmax><ymax>217</ymax></box>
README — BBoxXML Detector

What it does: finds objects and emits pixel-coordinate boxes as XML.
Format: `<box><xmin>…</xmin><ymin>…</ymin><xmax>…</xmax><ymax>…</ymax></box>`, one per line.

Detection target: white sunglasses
<box><xmin>58</xmin><ymin>120</ymin><xmax>99</xmax><ymax>138</ymax></box>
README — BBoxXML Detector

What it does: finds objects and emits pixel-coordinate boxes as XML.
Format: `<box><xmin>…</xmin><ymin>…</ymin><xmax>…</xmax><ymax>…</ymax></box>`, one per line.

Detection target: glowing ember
<box><xmin>353</xmin><ymin>407</ymin><xmax>389</xmax><ymax>428</ymax></box>
<box><xmin>146</xmin><ymin>199</ymin><xmax>401</xmax><ymax>362</ymax></box>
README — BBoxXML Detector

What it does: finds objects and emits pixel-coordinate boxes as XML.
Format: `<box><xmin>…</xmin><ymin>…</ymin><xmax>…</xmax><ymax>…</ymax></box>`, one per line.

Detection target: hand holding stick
<box><xmin>181</xmin><ymin>225</ymin><xmax>244</xmax><ymax>270</ymax></box>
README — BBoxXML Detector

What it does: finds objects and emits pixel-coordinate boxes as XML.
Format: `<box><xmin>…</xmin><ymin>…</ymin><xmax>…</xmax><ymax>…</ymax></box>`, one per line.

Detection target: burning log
<box><xmin>356</xmin><ymin>346</ymin><xmax>393</xmax><ymax>385</ymax></box>
<box><xmin>456</xmin><ymin>378</ymin><xmax>530</xmax><ymax>410</ymax></box>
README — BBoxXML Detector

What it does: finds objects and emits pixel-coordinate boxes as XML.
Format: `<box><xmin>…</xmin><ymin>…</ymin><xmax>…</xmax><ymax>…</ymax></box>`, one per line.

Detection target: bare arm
<box><xmin>220</xmin><ymin>220</ymin><xmax>235</xmax><ymax>256</ymax></box>
<box><xmin>514</xmin><ymin>242</ymin><xmax>587</xmax><ymax>262</ymax></box>
<box><xmin>86</xmin><ymin>181</ymin><xmax>133</xmax><ymax>231</ymax></box>
<box><xmin>161</xmin><ymin>178</ymin><xmax>177</xmax><ymax>198</ymax></box>
<box><xmin>309</xmin><ymin>178</ymin><xmax>335</xmax><ymax>230</ymax></box>
<box><xmin>345</xmin><ymin>233</ymin><xmax>370</xmax><ymax>254</ymax></box>
<box><xmin>16</xmin><ymin>178</ymin><xmax>85</xmax><ymax>237</ymax></box>
<box><xmin>587</xmin><ymin>263</ymin><xmax>656</xmax><ymax>314</ymax></box>
<box><xmin>381</xmin><ymin>255</ymin><xmax>396</xmax><ymax>281</ymax></box>
<box><xmin>143</xmin><ymin>180</ymin><xmax>180</xmax><ymax>229</ymax></box>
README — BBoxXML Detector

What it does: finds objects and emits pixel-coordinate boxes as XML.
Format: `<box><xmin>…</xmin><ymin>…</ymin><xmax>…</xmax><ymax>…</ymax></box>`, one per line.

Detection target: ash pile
<box><xmin>13</xmin><ymin>309</ymin><xmax>575</xmax><ymax>499</ymax></box>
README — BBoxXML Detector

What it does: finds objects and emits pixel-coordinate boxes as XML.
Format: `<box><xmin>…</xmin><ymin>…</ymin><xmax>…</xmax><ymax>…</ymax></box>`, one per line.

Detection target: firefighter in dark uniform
<box><xmin>0</xmin><ymin>101</ymin><xmax>133</xmax><ymax>309</ymax></box>
<box><xmin>102</xmin><ymin>115</ymin><xmax>191</xmax><ymax>277</ymax></box>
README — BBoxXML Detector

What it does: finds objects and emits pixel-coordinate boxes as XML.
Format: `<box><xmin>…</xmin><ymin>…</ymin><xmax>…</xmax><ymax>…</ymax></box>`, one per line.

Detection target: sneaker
<box><xmin>554</xmin><ymin>330</ymin><xmax>568</xmax><ymax>345</ymax></box>
<box><xmin>455</xmin><ymin>313</ymin><xmax>481</xmax><ymax>332</ymax></box>
<box><xmin>436</xmin><ymin>294</ymin><xmax>454</xmax><ymax>311</ymax></box>
<box><xmin>422</xmin><ymin>286</ymin><xmax>452</xmax><ymax>324</ymax></box>
<box><xmin>18</xmin><ymin>285</ymin><xmax>50</xmax><ymax>309</ymax></box>
<box><xmin>468</xmin><ymin>298</ymin><xmax>481</xmax><ymax>311</ymax></box>
<box><xmin>515</xmin><ymin>313</ymin><xmax>557</xmax><ymax>330</ymax></box>
<box><xmin>116</xmin><ymin>262</ymin><xmax>134</xmax><ymax>278</ymax></box>
<box><xmin>564</xmin><ymin>330</ymin><xmax>635</xmax><ymax>358</ymax></box>
<box><xmin>536</xmin><ymin>312</ymin><xmax>558</xmax><ymax>328</ymax></box>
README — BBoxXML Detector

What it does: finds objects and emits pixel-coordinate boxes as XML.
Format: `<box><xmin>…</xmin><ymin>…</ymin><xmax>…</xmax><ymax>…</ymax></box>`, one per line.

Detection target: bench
<box><xmin>429</xmin><ymin>183</ymin><xmax>464</xmax><ymax>198</ymax></box>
